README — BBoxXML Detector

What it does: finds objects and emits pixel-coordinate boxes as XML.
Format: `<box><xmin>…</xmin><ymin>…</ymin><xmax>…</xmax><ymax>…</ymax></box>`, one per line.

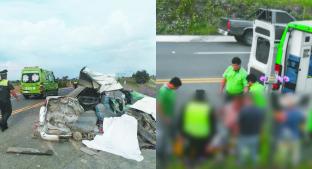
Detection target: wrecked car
<box><xmin>35</xmin><ymin>67</ymin><xmax>156</xmax><ymax>149</ymax></box>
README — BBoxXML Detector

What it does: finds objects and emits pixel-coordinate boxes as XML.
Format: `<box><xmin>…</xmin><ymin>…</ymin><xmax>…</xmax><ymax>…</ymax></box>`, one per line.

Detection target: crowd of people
<box><xmin>157</xmin><ymin>57</ymin><xmax>312</xmax><ymax>169</ymax></box>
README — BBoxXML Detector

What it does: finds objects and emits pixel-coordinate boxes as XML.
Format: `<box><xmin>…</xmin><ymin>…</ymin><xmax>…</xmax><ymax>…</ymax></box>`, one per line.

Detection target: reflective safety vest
<box><xmin>183</xmin><ymin>101</ymin><xmax>211</xmax><ymax>138</ymax></box>
<box><xmin>307</xmin><ymin>110</ymin><xmax>312</xmax><ymax>132</ymax></box>
<box><xmin>0</xmin><ymin>79</ymin><xmax>10</xmax><ymax>101</ymax></box>
<box><xmin>0</xmin><ymin>79</ymin><xmax>8</xmax><ymax>86</ymax></box>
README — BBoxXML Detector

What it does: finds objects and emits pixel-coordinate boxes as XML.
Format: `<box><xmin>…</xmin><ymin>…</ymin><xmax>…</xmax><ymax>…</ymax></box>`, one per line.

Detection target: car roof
<box><xmin>258</xmin><ymin>8</ymin><xmax>287</xmax><ymax>13</ymax></box>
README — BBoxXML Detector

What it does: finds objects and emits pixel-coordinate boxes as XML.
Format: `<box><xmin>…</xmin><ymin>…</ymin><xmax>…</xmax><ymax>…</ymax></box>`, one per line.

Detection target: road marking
<box><xmin>194</xmin><ymin>51</ymin><xmax>250</xmax><ymax>55</ymax></box>
<box><xmin>156</xmin><ymin>77</ymin><xmax>223</xmax><ymax>84</ymax></box>
<box><xmin>12</xmin><ymin>101</ymin><xmax>45</xmax><ymax>116</ymax></box>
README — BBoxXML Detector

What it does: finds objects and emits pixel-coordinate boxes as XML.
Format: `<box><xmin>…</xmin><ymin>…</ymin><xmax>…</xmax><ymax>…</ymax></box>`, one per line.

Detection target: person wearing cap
<box><xmin>246</xmin><ymin>74</ymin><xmax>266</xmax><ymax>108</ymax></box>
<box><xmin>220</xmin><ymin>57</ymin><xmax>248</xmax><ymax>101</ymax></box>
<box><xmin>178</xmin><ymin>89</ymin><xmax>216</xmax><ymax>161</ymax></box>
<box><xmin>157</xmin><ymin>77</ymin><xmax>182</xmax><ymax>168</ymax></box>
<box><xmin>0</xmin><ymin>69</ymin><xmax>19</xmax><ymax>131</ymax></box>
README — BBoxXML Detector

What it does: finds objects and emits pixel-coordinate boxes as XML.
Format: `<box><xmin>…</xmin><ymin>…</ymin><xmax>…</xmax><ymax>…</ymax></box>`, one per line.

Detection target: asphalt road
<box><xmin>1</xmin><ymin>88</ymin><xmax>156</xmax><ymax>169</ymax></box>
<box><xmin>157</xmin><ymin>42</ymin><xmax>251</xmax><ymax>79</ymax></box>
<box><xmin>156</xmin><ymin>41</ymin><xmax>251</xmax><ymax>107</ymax></box>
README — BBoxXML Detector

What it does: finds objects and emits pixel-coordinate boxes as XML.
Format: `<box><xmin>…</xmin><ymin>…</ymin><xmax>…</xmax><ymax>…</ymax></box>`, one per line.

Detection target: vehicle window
<box><xmin>51</xmin><ymin>74</ymin><xmax>55</xmax><ymax>82</ymax></box>
<box><xmin>257</xmin><ymin>10</ymin><xmax>272</xmax><ymax>22</ymax></box>
<box><xmin>247</xmin><ymin>11</ymin><xmax>258</xmax><ymax>20</ymax></box>
<box><xmin>22</xmin><ymin>73</ymin><xmax>40</xmax><ymax>83</ymax></box>
<box><xmin>48</xmin><ymin>74</ymin><xmax>55</xmax><ymax>82</ymax></box>
<box><xmin>308</xmin><ymin>54</ymin><xmax>312</xmax><ymax>78</ymax></box>
<box><xmin>276</xmin><ymin>12</ymin><xmax>294</xmax><ymax>24</ymax></box>
<box><xmin>255</xmin><ymin>37</ymin><xmax>270</xmax><ymax>64</ymax></box>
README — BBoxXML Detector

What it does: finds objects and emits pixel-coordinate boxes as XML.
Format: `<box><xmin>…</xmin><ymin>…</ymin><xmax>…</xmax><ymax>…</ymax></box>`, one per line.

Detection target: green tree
<box><xmin>132</xmin><ymin>70</ymin><xmax>150</xmax><ymax>84</ymax></box>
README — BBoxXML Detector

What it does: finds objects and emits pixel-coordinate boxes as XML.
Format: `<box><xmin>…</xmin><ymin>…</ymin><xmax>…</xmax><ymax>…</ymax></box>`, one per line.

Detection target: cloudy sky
<box><xmin>0</xmin><ymin>0</ymin><xmax>155</xmax><ymax>80</ymax></box>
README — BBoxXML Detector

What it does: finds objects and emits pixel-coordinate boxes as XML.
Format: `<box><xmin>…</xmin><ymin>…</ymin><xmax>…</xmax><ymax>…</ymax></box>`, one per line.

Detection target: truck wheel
<box><xmin>243</xmin><ymin>30</ymin><xmax>253</xmax><ymax>46</ymax></box>
<box><xmin>23</xmin><ymin>95</ymin><xmax>30</xmax><ymax>99</ymax></box>
<box><xmin>234</xmin><ymin>35</ymin><xmax>243</xmax><ymax>43</ymax></box>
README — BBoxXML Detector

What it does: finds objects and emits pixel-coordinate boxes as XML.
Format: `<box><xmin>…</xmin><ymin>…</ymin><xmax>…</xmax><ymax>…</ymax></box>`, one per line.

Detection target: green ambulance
<box><xmin>248</xmin><ymin>19</ymin><xmax>312</xmax><ymax>163</ymax></box>
<box><xmin>248</xmin><ymin>20</ymin><xmax>312</xmax><ymax>93</ymax></box>
<box><xmin>20</xmin><ymin>67</ymin><xmax>59</xmax><ymax>99</ymax></box>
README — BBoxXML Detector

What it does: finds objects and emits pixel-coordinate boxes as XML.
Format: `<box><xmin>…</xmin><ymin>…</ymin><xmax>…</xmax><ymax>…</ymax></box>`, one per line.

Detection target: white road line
<box><xmin>194</xmin><ymin>51</ymin><xmax>250</xmax><ymax>55</ymax></box>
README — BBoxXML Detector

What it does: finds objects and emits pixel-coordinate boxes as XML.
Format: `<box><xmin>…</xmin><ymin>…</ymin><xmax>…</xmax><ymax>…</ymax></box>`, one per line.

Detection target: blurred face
<box><xmin>248</xmin><ymin>81</ymin><xmax>253</xmax><ymax>87</ymax></box>
<box><xmin>232</xmin><ymin>64</ymin><xmax>240</xmax><ymax>71</ymax></box>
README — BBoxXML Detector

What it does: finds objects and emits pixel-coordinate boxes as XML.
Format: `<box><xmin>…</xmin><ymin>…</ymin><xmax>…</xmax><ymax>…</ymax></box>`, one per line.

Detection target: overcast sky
<box><xmin>0</xmin><ymin>0</ymin><xmax>155</xmax><ymax>80</ymax></box>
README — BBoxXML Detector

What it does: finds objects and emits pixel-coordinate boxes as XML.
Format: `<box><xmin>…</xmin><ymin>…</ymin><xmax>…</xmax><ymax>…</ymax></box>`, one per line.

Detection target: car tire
<box><xmin>23</xmin><ymin>94</ymin><xmax>30</xmax><ymax>99</ymax></box>
<box><xmin>234</xmin><ymin>35</ymin><xmax>243</xmax><ymax>43</ymax></box>
<box><xmin>243</xmin><ymin>30</ymin><xmax>253</xmax><ymax>46</ymax></box>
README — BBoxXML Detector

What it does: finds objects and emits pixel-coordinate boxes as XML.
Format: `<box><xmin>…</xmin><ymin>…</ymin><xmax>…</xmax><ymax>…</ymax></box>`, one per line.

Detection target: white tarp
<box><xmin>82</xmin><ymin>114</ymin><xmax>144</xmax><ymax>162</ymax></box>
<box><xmin>129</xmin><ymin>96</ymin><xmax>156</xmax><ymax>120</ymax></box>
<box><xmin>82</xmin><ymin>68</ymin><xmax>123</xmax><ymax>92</ymax></box>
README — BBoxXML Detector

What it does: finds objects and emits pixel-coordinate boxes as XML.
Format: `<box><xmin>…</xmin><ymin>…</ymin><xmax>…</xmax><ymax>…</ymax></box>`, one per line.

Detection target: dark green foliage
<box><xmin>157</xmin><ymin>0</ymin><xmax>312</xmax><ymax>35</ymax></box>
<box><xmin>132</xmin><ymin>70</ymin><xmax>150</xmax><ymax>84</ymax></box>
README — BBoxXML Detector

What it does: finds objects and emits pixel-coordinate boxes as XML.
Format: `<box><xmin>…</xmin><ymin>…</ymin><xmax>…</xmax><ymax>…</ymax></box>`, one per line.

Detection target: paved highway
<box><xmin>157</xmin><ymin>41</ymin><xmax>251</xmax><ymax>107</ymax></box>
<box><xmin>0</xmin><ymin>87</ymin><xmax>155</xmax><ymax>169</ymax></box>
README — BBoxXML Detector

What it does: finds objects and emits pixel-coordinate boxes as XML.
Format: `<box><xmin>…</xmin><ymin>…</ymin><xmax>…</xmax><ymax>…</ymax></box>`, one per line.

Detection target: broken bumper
<box><xmin>218</xmin><ymin>28</ymin><xmax>228</xmax><ymax>36</ymax></box>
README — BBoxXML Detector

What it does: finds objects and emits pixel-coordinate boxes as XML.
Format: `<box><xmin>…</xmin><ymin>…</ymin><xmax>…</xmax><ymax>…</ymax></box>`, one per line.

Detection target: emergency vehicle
<box><xmin>248</xmin><ymin>20</ymin><xmax>312</xmax><ymax>94</ymax></box>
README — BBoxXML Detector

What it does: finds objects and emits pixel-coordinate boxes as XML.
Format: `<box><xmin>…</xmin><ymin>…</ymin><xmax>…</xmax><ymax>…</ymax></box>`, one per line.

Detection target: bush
<box><xmin>132</xmin><ymin>70</ymin><xmax>150</xmax><ymax>84</ymax></box>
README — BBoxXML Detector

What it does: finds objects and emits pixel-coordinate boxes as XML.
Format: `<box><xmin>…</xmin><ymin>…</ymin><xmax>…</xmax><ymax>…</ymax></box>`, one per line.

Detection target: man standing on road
<box><xmin>157</xmin><ymin>77</ymin><xmax>182</xmax><ymax>168</ymax></box>
<box><xmin>0</xmin><ymin>69</ymin><xmax>19</xmax><ymax>131</ymax></box>
<box><xmin>220</xmin><ymin>57</ymin><xmax>248</xmax><ymax>101</ymax></box>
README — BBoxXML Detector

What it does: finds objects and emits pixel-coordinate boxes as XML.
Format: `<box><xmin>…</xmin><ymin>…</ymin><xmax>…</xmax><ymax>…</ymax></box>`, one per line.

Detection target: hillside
<box><xmin>157</xmin><ymin>0</ymin><xmax>312</xmax><ymax>35</ymax></box>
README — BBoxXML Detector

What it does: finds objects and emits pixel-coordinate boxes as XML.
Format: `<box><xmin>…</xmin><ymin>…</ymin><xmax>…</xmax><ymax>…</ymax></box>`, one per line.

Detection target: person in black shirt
<box><xmin>237</xmin><ymin>94</ymin><xmax>264</xmax><ymax>165</ymax></box>
<box><xmin>0</xmin><ymin>69</ymin><xmax>19</xmax><ymax>131</ymax></box>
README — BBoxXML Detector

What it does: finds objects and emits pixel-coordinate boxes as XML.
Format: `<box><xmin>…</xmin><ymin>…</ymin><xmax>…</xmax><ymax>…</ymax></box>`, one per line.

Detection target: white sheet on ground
<box><xmin>82</xmin><ymin>114</ymin><xmax>144</xmax><ymax>162</ymax></box>
<box><xmin>129</xmin><ymin>96</ymin><xmax>156</xmax><ymax>120</ymax></box>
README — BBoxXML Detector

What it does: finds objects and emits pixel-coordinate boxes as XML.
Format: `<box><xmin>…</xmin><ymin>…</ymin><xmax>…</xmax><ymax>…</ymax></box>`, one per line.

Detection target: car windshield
<box><xmin>22</xmin><ymin>73</ymin><xmax>40</xmax><ymax>83</ymax></box>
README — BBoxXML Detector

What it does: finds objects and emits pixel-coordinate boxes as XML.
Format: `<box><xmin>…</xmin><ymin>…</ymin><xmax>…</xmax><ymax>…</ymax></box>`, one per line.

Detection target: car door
<box><xmin>248</xmin><ymin>20</ymin><xmax>275</xmax><ymax>88</ymax></box>
<box><xmin>296</xmin><ymin>33</ymin><xmax>312</xmax><ymax>93</ymax></box>
<box><xmin>273</xmin><ymin>11</ymin><xmax>295</xmax><ymax>40</ymax></box>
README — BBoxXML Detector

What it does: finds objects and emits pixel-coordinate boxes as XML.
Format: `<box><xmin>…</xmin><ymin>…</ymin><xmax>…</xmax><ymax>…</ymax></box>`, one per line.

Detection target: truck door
<box><xmin>297</xmin><ymin>33</ymin><xmax>312</xmax><ymax>93</ymax></box>
<box><xmin>248</xmin><ymin>20</ymin><xmax>275</xmax><ymax>87</ymax></box>
<box><xmin>282</xmin><ymin>31</ymin><xmax>312</xmax><ymax>93</ymax></box>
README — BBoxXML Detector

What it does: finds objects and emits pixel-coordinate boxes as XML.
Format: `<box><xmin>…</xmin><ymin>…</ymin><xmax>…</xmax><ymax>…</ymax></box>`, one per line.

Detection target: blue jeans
<box><xmin>237</xmin><ymin>135</ymin><xmax>259</xmax><ymax>164</ymax></box>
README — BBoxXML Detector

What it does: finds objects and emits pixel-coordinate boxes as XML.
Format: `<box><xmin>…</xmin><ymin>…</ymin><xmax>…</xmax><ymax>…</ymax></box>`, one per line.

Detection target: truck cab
<box><xmin>20</xmin><ymin>67</ymin><xmax>59</xmax><ymax>99</ymax></box>
<box><xmin>248</xmin><ymin>20</ymin><xmax>312</xmax><ymax>94</ymax></box>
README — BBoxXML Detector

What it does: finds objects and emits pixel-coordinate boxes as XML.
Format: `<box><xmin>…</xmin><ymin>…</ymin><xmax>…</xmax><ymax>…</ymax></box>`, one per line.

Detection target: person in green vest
<box><xmin>157</xmin><ymin>77</ymin><xmax>182</xmax><ymax>168</ymax></box>
<box><xmin>220</xmin><ymin>57</ymin><xmax>248</xmax><ymax>102</ymax></box>
<box><xmin>0</xmin><ymin>69</ymin><xmax>19</xmax><ymax>131</ymax></box>
<box><xmin>178</xmin><ymin>89</ymin><xmax>216</xmax><ymax>162</ymax></box>
<box><xmin>246</xmin><ymin>74</ymin><xmax>266</xmax><ymax>108</ymax></box>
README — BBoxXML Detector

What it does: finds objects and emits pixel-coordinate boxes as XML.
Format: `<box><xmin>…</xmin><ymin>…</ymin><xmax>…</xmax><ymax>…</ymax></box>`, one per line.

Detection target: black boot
<box><xmin>0</xmin><ymin>122</ymin><xmax>8</xmax><ymax>132</ymax></box>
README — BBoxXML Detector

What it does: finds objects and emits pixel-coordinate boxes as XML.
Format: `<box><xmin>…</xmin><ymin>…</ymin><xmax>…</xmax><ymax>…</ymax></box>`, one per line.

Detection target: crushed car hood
<box><xmin>79</xmin><ymin>67</ymin><xmax>123</xmax><ymax>93</ymax></box>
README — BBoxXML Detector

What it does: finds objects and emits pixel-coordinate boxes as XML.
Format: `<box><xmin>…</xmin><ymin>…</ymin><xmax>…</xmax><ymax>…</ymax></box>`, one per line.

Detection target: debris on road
<box><xmin>34</xmin><ymin>67</ymin><xmax>156</xmax><ymax>161</ymax></box>
<box><xmin>7</xmin><ymin>147</ymin><xmax>53</xmax><ymax>156</ymax></box>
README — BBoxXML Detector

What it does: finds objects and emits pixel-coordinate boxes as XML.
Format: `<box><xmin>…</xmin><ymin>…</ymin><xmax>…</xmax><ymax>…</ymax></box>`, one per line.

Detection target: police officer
<box><xmin>178</xmin><ymin>90</ymin><xmax>216</xmax><ymax>160</ymax></box>
<box><xmin>0</xmin><ymin>69</ymin><xmax>19</xmax><ymax>131</ymax></box>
